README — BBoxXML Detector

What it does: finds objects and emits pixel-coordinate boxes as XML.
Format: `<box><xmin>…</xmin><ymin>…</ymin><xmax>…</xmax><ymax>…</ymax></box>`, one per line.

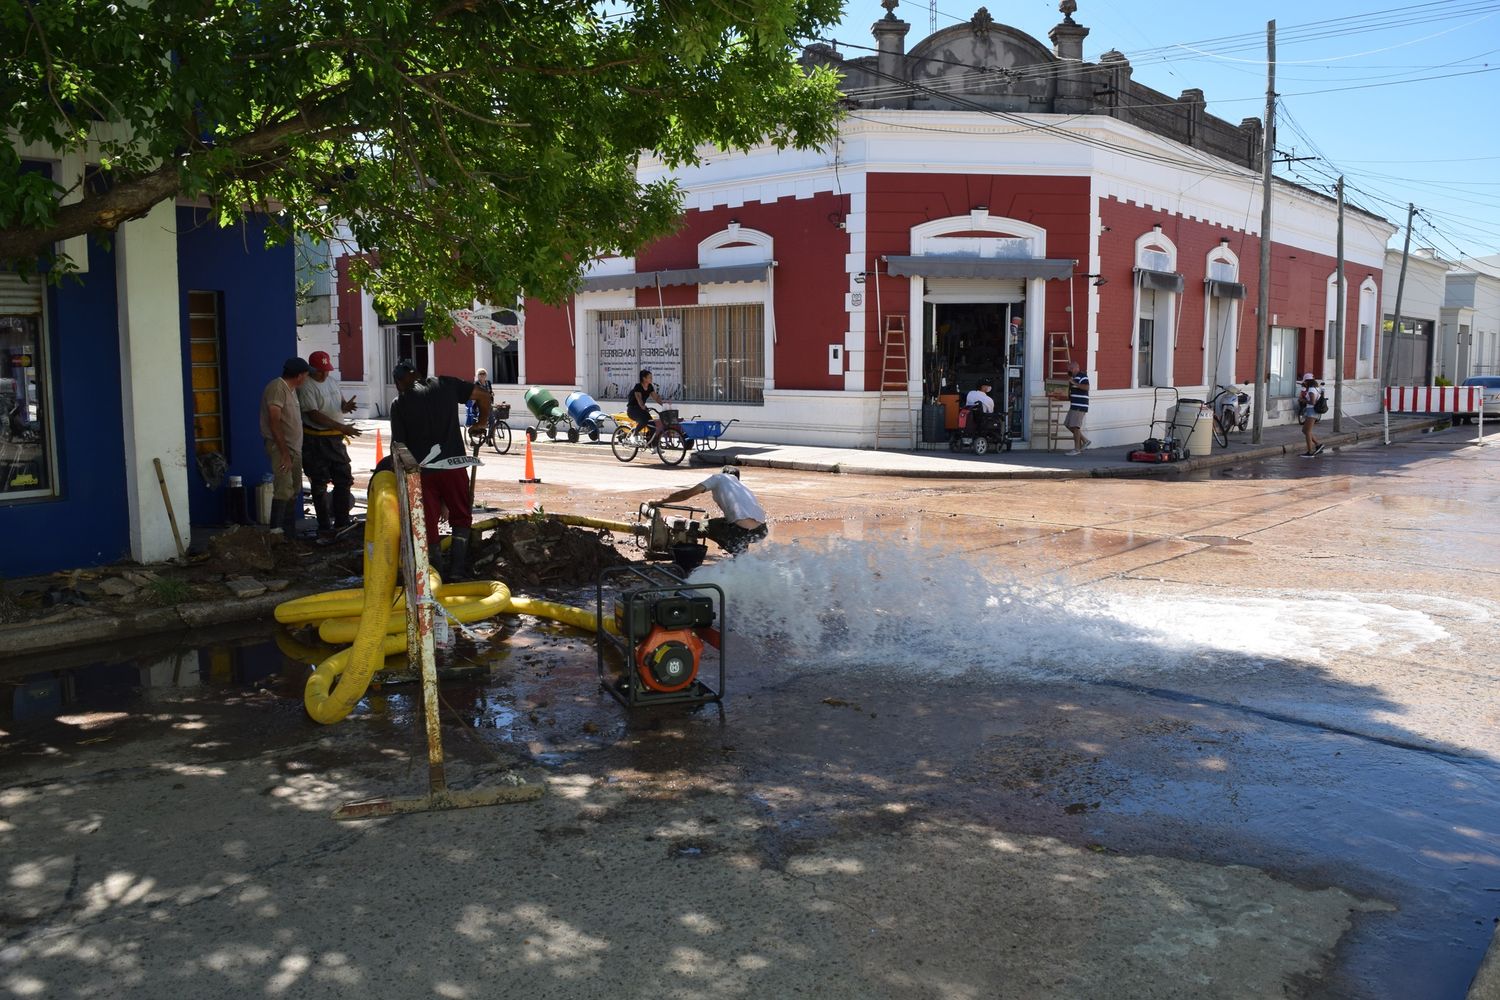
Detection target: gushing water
<box><xmin>692</xmin><ymin>537</ymin><xmax>1451</xmax><ymax>680</ymax></box>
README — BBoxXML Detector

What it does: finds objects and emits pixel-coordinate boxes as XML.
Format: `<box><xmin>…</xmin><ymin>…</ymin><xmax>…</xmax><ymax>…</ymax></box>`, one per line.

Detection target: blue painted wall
<box><xmin>1</xmin><ymin>234</ymin><xmax>131</xmax><ymax>577</ymax></box>
<box><xmin>175</xmin><ymin>208</ymin><xmax>296</xmax><ymax>526</ymax></box>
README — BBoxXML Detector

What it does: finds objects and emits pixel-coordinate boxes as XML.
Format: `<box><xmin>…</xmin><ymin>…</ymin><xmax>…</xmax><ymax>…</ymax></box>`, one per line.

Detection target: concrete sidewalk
<box><xmin>691</xmin><ymin>414</ymin><xmax>1461</xmax><ymax>479</ymax></box>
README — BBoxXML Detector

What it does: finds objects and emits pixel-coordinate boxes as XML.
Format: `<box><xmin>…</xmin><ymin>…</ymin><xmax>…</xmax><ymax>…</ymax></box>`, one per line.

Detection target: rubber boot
<box><xmin>282</xmin><ymin>495</ymin><xmax>301</xmax><ymax>538</ymax></box>
<box><xmin>267</xmin><ymin>499</ymin><xmax>287</xmax><ymax>534</ymax></box>
<box><xmin>447</xmin><ymin>528</ymin><xmax>471</xmax><ymax>581</ymax></box>
<box><xmin>427</xmin><ymin>543</ymin><xmax>444</xmax><ymax>578</ymax></box>
<box><xmin>331</xmin><ymin>486</ymin><xmax>355</xmax><ymax>529</ymax></box>
<box><xmin>311</xmin><ymin>490</ymin><xmax>333</xmax><ymax>534</ymax></box>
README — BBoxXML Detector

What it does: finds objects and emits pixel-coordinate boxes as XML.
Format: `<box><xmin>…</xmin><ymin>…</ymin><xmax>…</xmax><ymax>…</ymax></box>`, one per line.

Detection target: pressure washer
<box><xmin>596</xmin><ymin>562</ymin><xmax>724</xmax><ymax>709</ymax></box>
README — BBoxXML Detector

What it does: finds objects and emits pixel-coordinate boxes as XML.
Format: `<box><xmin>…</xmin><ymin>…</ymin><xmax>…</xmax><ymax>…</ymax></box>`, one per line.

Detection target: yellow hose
<box><xmin>283</xmin><ymin>482</ymin><xmax>618</xmax><ymax>724</ymax></box>
<box><xmin>304</xmin><ymin>472</ymin><xmax>402</xmax><ymax>725</ymax></box>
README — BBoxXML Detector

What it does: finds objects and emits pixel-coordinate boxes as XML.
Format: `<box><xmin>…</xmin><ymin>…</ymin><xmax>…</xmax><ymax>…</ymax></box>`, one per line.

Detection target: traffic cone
<box><xmin>374</xmin><ymin>428</ymin><xmax>384</xmax><ymax>465</ymax></box>
<box><xmin>519</xmin><ymin>434</ymin><xmax>541</xmax><ymax>483</ymax></box>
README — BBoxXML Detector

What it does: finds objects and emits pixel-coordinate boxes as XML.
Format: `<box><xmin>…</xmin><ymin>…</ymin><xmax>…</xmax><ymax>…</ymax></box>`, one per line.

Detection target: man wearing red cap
<box><xmin>297</xmin><ymin>350</ymin><xmax>361</xmax><ymax>536</ymax></box>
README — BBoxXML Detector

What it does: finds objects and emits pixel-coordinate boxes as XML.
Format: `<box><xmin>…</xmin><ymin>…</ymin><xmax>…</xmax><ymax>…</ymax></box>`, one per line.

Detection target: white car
<box><xmin>1455</xmin><ymin>376</ymin><xmax>1500</xmax><ymax>424</ymax></box>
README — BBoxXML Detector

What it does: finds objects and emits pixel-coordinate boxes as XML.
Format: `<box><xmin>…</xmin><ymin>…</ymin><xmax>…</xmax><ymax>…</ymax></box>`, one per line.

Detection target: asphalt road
<box><xmin>2</xmin><ymin>426</ymin><xmax>1496</xmax><ymax>999</ymax></box>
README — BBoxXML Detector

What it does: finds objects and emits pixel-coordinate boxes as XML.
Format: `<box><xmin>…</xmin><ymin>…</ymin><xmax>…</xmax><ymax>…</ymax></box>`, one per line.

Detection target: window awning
<box><xmin>1205</xmin><ymin>278</ymin><xmax>1245</xmax><ymax>299</ymax></box>
<box><xmin>1136</xmin><ymin>268</ymin><xmax>1185</xmax><ymax>293</ymax></box>
<box><xmin>578</xmin><ymin>262</ymin><xmax>773</xmax><ymax>293</ymax></box>
<box><xmin>883</xmin><ymin>255</ymin><xmax>1076</xmax><ymax>280</ymax></box>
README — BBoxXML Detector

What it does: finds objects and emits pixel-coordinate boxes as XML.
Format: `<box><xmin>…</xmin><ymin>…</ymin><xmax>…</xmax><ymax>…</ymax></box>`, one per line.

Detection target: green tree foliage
<box><xmin>1</xmin><ymin>0</ymin><xmax>842</xmax><ymax>334</ymax></box>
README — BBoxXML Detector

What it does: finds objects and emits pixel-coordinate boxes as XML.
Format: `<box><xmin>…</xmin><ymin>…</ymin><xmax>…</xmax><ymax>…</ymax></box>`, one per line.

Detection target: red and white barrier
<box><xmin>1383</xmin><ymin>385</ymin><xmax>1485</xmax><ymax>445</ymax></box>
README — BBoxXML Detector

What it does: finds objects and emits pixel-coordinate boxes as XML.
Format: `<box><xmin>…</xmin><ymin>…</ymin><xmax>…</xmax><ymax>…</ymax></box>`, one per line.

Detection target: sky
<box><xmin>815</xmin><ymin>0</ymin><xmax>1500</xmax><ymax>263</ymax></box>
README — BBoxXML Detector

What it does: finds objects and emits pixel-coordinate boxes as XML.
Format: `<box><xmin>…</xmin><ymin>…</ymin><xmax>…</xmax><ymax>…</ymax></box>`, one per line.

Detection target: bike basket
<box><xmin>495</xmin><ymin>402</ymin><xmax>511</xmax><ymax>419</ymax></box>
<box><xmin>659</xmin><ymin>409</ymin><xmax>680</xmax><ymax>424</ymax></box>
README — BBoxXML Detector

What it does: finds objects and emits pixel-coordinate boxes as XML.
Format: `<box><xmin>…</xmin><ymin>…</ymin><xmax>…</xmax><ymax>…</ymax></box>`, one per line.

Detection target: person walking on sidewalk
<box><xmin>1298</xmin><ymin>374</ymin><xmax>1326</xmax><ymax>457</ymax></box>
<box><xmin>1065</xmin><ymin>360</ymin><xmax>1091</xmax><ymax>455</ymax></box>
<box><xmin>298</xmin><ymin>350</ymin><xmax>361</xmax><ymax>538</ymax></box>
<box><xmin>654</xmin><ymin>466</ymin><xmax>768</xmax><ymax>555</ymax></box>
<box><xmin>259</xmin><ymin>357</ymin><xmax>311</xmax><ymax>536</ymax></box>
<box><xmin>390</xmin><ymin>361</ymin><xmax>490</xmax><ymax>578</ymax></box>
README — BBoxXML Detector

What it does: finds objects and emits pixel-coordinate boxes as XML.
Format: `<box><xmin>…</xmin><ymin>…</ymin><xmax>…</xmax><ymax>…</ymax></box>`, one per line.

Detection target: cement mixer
<box><xmin>523</xmin><ymin>386</ymin><xmax>576</xmax><ymax>441</ymax></box>
<box><xmin>564</xmin><ymin>391</ymin><xmax>609</xmax><ymax>441</ymax></box>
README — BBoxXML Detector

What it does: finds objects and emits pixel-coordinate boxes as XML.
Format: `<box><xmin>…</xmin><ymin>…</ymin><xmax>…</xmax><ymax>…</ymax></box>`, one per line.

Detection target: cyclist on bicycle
<box><xmin>628</xmin><ymin>369</ymin><xmax>665</xmax><ymax>444</ymax></box>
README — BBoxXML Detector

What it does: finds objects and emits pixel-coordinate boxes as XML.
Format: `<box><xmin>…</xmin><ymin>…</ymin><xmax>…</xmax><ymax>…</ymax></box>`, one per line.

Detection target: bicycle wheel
<box><xmin>1212</xmin><ymin>412</ymin><xmax>1229</xmax><ymax>449</ymax></box>
<box><xmin>656</xmin><ymin>428</ymin><xmax>689</xmax><ymax>466</ymax></box>
<box><xmin>490</xmin><ymin>421</ymin><xmax>512</xmax><ymax>455</ymax></box>
<box><xmin>611</xmin><ymin>426</ymin><xmax>640</xmax><ymax>462</ymax></box>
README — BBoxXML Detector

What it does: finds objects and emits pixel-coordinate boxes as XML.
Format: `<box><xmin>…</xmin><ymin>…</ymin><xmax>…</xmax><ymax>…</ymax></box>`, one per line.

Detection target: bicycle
<box><xmin>609</xmin><ymin>408</ymin><xmax>689</xmax><ymax>466</ymax></box>
<box><xmin>466</xmin><ymin>402</ymin><xmax>513</xmax><ymax>455</ymax></box>
<box><xmin>1207</xmin><ymin>384</ymin><xmax>1250</xmax><ymax>449</ymax></box>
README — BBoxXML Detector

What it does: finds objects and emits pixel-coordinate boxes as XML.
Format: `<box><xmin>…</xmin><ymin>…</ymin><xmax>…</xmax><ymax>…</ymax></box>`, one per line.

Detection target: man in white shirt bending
<box><xmin>655</xmin><ymin>466</ymin><xmax>769</xmax><ymax>554</ymax></box>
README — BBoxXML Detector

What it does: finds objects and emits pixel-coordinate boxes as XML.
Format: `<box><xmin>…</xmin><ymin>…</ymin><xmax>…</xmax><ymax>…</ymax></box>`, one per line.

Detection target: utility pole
<box><xmin>1333</xmin><ymin>175</ymin><xmax>1346</xmax><ymax>432</ymax></box>
<box><xmin>1252</xmin><ymin>20</ymin><xmax>1275</xmax><ymax>444</ymax></box>
<box><xmin>1381</xmin><ymin>203</ymin><xmax>1417</xmax><ymax>388</ymax></box>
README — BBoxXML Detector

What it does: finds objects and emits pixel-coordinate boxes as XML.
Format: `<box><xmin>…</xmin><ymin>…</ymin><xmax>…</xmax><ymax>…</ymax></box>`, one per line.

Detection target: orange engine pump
<box><xmin>635</xmin><ymin>626</ymin><xmax>704</xmax><ymax>693</ymax></box>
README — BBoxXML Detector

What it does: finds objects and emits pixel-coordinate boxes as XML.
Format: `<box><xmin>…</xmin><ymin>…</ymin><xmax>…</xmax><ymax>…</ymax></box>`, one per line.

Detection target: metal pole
<box><xmin>1252</xmin><ymin>20</ymin><xmax>1275</xmax><ymax>444</ymax></box>
<box><xmin>1382</xmin><ymin>203</ymin><xmax>1416</xmax><ymax>388</ymax></box>
<box><xmin>1333</xmin><ymin>176</ymin><xmax>1346</xmax><ymax>432</ymax></box>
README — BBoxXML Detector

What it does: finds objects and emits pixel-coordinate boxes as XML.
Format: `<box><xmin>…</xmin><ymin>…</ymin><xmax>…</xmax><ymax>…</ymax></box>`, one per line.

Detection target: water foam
<box><xmin>692</xmin><ymin>536</ymin><xmax>1450</xmax><ymax>681</ymax></box>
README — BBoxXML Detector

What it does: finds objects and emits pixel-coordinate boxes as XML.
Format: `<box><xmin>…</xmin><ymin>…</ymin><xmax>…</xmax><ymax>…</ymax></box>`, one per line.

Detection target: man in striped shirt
<box><xmin>1065</xmin><ymin>360</ymin><xmax>1091</xmax><ymax>455</ymax></box>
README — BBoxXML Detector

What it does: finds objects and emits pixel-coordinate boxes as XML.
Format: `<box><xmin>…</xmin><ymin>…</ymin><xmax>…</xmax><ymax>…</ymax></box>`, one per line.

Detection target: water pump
<box><xmin>631</xmin><ymin>502</ymin><xmax>709</xmax><ymax>573</ymax></box>
<box><xmin>597</xmin><ymin>564</ymin><xmax>724</xmax><ymax>708</ymax></box>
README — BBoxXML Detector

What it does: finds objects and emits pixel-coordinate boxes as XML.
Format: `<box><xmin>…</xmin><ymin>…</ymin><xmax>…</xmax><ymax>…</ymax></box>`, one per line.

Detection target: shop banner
<box><xmin>638</xmin><ymin>316</ymin><xmax>683</xmax><ymax>400</ymax></box>
<box><xmin>597</xmin><ymin>318</ymin><xmax>639</xmax><ymax>399</ymax></box>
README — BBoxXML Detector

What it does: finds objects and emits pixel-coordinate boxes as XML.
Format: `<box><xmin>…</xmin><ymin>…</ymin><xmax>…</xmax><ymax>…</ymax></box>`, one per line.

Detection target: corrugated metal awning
<box><xmin>1205</xmin><ymin>278</ymin><xmax>1245</xmax><ymax>299</ymax></box>
<box><xmin>0</xmin><ymin>273</ymin><xmax>43</xmax><ymax>315</ymax></box>
<box><xmin>1136</xmin><ymin>268</ymin><xmax>1185</xmax><ymax>293</ymax></box>
<box><xmin>579</xmin><ymin>262</ymin><xmax>772</xmax><ymax>293</ymax></box>
<box><xmin>884</xmin><ymin>255</ymin><xmax>1076</xmax><ymax>280</ymax></box>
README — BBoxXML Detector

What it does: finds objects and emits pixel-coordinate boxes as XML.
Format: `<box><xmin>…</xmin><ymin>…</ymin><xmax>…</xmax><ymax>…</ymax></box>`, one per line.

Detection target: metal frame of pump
<box><xmin>596</xmin><ymin>563</ymin><xmax>725</xmax><ymax>709</ymax></box>
<box><xmin>631</xmin><ymin>501</ymin><xmax>710</xmax><ymax>572</ymax></box>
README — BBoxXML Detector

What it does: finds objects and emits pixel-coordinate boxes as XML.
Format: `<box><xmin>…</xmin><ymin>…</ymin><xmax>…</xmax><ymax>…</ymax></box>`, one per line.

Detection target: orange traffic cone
<box><xmin>374</xmin><ymin>428</ymin><xmax>384</xmax><ymax>465</ymax></box>
<box><xmin>519</xmin><ymin>434</ymin><xmax>541</xmax><ymax>483</ymax></box>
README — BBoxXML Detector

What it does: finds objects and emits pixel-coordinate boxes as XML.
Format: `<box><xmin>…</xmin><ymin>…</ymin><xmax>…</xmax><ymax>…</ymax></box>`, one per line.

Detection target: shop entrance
<box><xmin>923</xmin><ymin>299</ymin><xmax>1026</xmax><ymax>441</ymax></box>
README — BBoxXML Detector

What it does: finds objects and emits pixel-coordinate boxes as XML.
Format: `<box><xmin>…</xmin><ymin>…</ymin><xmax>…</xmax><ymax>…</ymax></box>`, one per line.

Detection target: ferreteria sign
<box><xmin>595</xmin><ymin>315</ymin><xmax>683</xmax><ymax>400</ymax></box>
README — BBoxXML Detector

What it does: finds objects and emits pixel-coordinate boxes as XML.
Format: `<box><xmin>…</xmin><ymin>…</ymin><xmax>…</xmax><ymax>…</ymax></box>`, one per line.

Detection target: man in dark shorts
<box><xmin>390</xmin><ymin>361</ymin><xmax>491</xmax><ymax>577</ymax></box>
<box><xmin>627</xmin><ymin>369</ymin><xmax>665</xmax><ymax>443</ymax></box>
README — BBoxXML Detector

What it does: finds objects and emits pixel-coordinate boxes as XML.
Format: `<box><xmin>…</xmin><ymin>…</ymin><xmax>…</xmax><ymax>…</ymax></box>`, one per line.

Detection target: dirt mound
<box><xmin>472</xmin><ymin>517</ymin><xmax>629</xmax><ymax>587</ymax></box>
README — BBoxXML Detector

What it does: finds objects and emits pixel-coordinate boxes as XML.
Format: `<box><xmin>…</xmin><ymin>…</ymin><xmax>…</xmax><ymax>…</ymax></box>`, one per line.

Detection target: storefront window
<box><xmin>592</xmin><ymin>305</ymin><xmax>764</xmax><ymax>404</ymax></box>
<box><xmin>1268</xmin><ymin>326</ymin><xmax>1300</xmax><ymax>397</ymax></box>
<box><xmin>0</xmin><ymin>311</ymin><xmax>54</xmax><ymax>498</ymax></box>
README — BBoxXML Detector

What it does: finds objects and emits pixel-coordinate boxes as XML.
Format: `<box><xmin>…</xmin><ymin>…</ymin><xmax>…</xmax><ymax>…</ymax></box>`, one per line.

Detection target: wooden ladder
<box><xmin>875</xmin><ymin>314</ymin><xmax>912</xmax><ymax>450</ymax></box>
<box><xmin>1047</xmin><ymin>331</ymin><xmax>1073</xmax><ymax>380</ymax></box>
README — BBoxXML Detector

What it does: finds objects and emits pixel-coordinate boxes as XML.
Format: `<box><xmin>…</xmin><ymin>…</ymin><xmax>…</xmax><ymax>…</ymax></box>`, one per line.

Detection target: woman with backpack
<box><xmin>1298</xmin><ymin>373</ymin><xmax>1327</xmax><ymax>457</ymax></box>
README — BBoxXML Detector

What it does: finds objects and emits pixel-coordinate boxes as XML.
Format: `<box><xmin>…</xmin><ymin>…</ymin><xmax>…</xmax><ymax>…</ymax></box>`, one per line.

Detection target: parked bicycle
<box><xmin>610</xmin><ymin>407</ymin><xmax>689</xmax><ymax>466</ymax></box>
<box><xmin>1208</xmin><ymin>383</ymin><xmax>1251</xmax><ymax>448</ymax></box>
<box><xmin>467</xmin><ymin>402</ymin><xmax>513</xmax><ymax>455</ymax></box>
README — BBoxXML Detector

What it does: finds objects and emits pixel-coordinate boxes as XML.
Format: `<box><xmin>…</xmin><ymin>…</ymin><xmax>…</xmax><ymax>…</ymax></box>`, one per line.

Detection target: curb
<box><xmin>1471</xmin><ymin>922</ymin><xmax>1500</xmax><ymax>1000</ymax></box>
<box><xmin>0</xmin><ymin>585</ymin><xmax>323</xmax><ymax>665</ymax></box>
<box><xmin>727</xmin><ymin>417</ymin><xmax>1455</xmax><ymax>480</ymax></box>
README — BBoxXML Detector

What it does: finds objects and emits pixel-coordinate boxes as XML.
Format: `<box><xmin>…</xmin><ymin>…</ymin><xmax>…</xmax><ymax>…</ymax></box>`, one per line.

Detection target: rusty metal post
<box><xmin>392</xmin><ymin>445</ymin><xmax>445</xmax><ymax>792</ymax></box>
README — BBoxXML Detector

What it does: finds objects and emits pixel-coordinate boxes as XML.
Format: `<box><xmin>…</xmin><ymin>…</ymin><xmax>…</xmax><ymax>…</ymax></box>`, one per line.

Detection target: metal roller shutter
<box><xmin>0</xmin><ymin>273</ymin><xmax>43</xmax><ymax>315</ymax></box>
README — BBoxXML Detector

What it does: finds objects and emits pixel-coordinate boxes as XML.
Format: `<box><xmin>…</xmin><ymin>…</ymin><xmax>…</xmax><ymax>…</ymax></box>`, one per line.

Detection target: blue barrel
<box><xmin>564</xmin><ymin>391</ymin><xmax>604</xmax><ymax>431</ymax></box>
<box><xmin>523</xmin><ymin>386</ymin><xmax>563</xmax><ymax>422</ymax></box>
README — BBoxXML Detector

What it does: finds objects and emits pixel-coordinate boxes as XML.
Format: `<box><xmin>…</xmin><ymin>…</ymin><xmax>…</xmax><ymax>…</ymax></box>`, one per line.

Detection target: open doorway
<box><xmin>923</xmin><ymin>300</ymin><xmax>1026</xmax><ymax>440</ymax></box>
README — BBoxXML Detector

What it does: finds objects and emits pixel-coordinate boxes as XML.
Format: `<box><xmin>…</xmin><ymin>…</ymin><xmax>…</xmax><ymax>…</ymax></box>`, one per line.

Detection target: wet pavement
<box><xmin>2</xmin><ymin>425</ymin><xmax>1497</xmax><ymax>998</ymax></box>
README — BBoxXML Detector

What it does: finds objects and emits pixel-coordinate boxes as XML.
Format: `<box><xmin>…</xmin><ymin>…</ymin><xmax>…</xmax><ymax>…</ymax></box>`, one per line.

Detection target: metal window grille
<box><xmin>592</xmin><ymin>305</ymin><xmax>764</xmax><ymax>404</ymax></box>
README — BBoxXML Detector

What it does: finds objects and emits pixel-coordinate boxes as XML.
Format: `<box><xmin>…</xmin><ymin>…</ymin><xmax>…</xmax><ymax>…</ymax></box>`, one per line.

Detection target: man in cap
<box><xmin>654</xmin><ymin>466</ymin><xmax>768</xmax><ymax>555</ymax></box>
<box><xmin>390</xmin><ymin>361</ymin><xmax>491</xmax><ymax>577</ymax></box>
<box><xmin>297</xmin><ymin>350</ymin><xmax>362</xmax><ymax>538</ymax></box>
<box><xmin>259</xmin><ymin>357</ymin><xmax>311</xmax><ymax>535</ymax></box>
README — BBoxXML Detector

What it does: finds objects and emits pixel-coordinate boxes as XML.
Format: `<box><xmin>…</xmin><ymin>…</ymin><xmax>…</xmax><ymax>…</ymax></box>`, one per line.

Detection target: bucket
<box><xmin>523</xmin><ymin>386</ymin><xmax>563</xmax><ymax>421</ymax></box>
<box><xmin>564</xmin><ymin>390</ymin><xmax>604</xmax><ymax>430</ymax></box>
<box><xmin>1173</xmin><ymin>399</ymin><xmax>1213</xmax><ymax>456</ymax></box>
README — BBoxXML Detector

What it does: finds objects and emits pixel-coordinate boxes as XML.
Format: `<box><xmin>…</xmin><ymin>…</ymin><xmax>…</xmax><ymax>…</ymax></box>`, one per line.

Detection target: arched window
<box><xmin>1357</xmin><ymin>277</ymin><xmax>1378</xmax><ymax>380</ymax></box>
<box><xmin>1133</xmin><ymin>229</ymin><xmax>1182</xmax><ymax>388</ymax></box>
<box><xmin>1202</xmin><ymin>244</ymin><xmax>1243</xmax><ymax>388</ymax></box>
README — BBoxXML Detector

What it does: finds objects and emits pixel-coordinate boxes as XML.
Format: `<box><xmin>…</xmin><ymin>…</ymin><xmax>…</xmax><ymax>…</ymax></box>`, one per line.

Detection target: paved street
<box><xmin>2</xmin><ymin>425</ymin><xmax>1497</xmax><ymax>999</ymax></box>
